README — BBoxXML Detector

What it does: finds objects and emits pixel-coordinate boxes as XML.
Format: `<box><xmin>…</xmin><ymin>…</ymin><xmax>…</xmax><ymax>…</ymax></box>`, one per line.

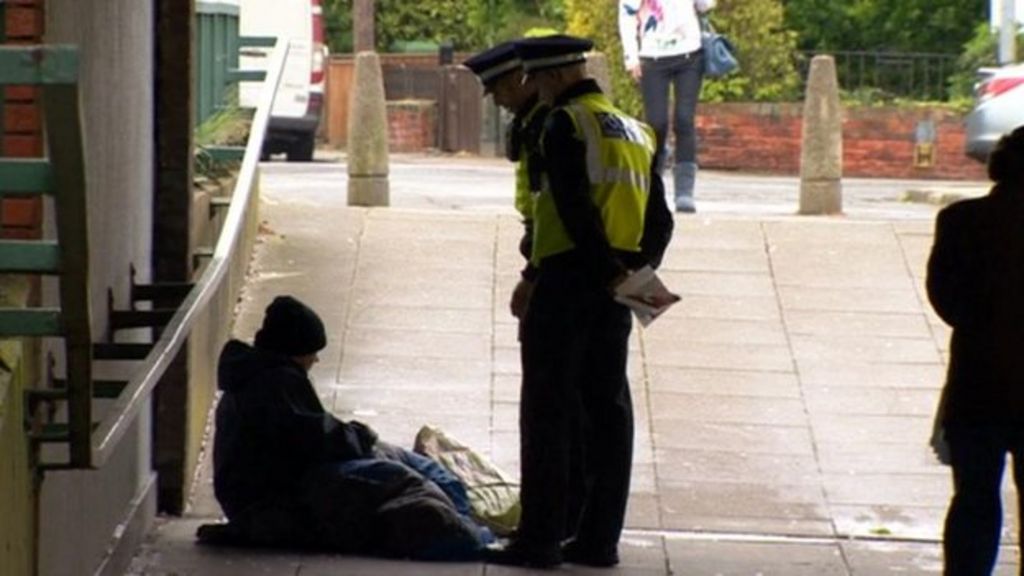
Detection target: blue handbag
<box><xmin>700</xmin><ymin>15</ymin><xmax>739</xmax><ymax>77</ymax></box>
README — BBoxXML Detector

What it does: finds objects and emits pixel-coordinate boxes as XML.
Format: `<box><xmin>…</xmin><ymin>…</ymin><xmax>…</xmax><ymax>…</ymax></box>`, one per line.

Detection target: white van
<box><xmin>238</xmin><ymin>0</ymin><xmax>327</xmax><ymax>161</ymax></box>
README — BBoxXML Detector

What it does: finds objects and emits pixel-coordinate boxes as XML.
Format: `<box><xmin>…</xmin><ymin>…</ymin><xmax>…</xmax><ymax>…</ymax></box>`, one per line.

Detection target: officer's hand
<box><xmin>931</xmin><ymin>426</ymin><xmax>951</xmax><ymax>466</ymax></box>
<box><xmin>628</xmin><ymin>64</ymin><xmax>643</xmax><ymax>81</ymax></box>
<box><xmin>608</xmin><ymin>271</ymin><xmax>630</xmax><ymax>296</ymax></box>
<box><xmin>510</xmin><ymin>278</ymin><xmax>535</xmax><ymax>319</ymax></box>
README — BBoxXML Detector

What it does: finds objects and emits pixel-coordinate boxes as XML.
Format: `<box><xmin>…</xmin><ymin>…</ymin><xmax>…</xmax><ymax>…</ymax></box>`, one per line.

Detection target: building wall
<box><xmin>696</xmin><ymin>102</ymin><xmax>988</xmax><ymax>181</ymax></box>
<box><xmin>2</xmin><ymin>0</ymin><xmax>45</xmax><ymax>240</ymax></box>
<box><xmin>1</xmin><ymin>3</ymin><xmax>45</xmax><ymax>575</ymax></box>
<box><xmin>0</xmin><ymin>322</ymin><xmax>33</xmax><ymax>576</ymax></box>
<box><xmin>38</xmin><ymin>1</ymin><xmax>157</xmax><ymax>575</ymax></box>
<box><xmin>387</xmin><ymin>100</ymin><xmax>436</xmax><ymax>152</ymax></box>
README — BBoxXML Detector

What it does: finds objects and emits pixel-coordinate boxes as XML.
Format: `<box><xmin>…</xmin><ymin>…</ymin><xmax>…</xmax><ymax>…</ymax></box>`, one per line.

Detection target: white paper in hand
<box><xmin>613</xmin><ymin>265</ymin><xmax>681</xmax><ymax>327</ymax></box>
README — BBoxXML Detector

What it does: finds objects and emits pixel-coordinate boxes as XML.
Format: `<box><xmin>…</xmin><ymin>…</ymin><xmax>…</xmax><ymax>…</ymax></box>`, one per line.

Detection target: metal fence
<box><xmin>797</xmin><ymin>50</ymin><xmax>959</xmax><ymax>101</ymax></box>
<box><xmin>195</xmin><ymin>1</ymin><xmax>241</xmax><ymax>126</ymax></box>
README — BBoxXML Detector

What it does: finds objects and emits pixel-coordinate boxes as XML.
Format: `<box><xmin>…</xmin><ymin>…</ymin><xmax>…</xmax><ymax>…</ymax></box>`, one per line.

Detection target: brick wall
<box><xmin>387</xmin><ymin>100</ymin><xmax>436</xmax><ymax>152</ymax></box>
<box><xmin>2</xmin><ymin>0</ymin><xmax>45</xmax><ymax>240</ymax></box>
<box><xmin>696</xmin><ymin>102</ymin><xmax>987</xmax><ymax>181</ymax></box>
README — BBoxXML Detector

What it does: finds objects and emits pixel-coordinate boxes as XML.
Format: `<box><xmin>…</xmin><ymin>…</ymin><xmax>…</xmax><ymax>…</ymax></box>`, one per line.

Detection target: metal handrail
<box><xmin>90</xmin><ymin>39</ymin><xmax>289</xmax><ymax>467</ymax></box>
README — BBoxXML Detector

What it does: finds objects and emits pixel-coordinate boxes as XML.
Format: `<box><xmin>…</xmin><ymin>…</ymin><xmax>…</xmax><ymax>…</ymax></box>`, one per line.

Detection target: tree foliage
<box><xmin>322</xmin><ymin>0</ymin><xmax>566</xmax><ymax>53</ymax></box>
<box><xmin>783</xmin><ymin>0</ymin><xmax>987</xmax><ymax>53</ymax></box>
<box><xmin>704</xmin><ymin>0</ymin><xmax>801</xmax><ymax>102</ymax></box>
<box><xmin>321</xmin><ymin>0</ymin><xmax>999</xmax><ymax>106</ymax></box>
<box><xmin>947</xmin><ymin>23</ymin><xmax>1024</xmax><ymax>102</ymax></box>
<box><xmin>322</xmin><ymin>0</ymin><xmax>355</xmax><ymax>53</ymax></box>
<box><xmin>323</xmin><ymin>0</ymin><xmax>483</xmax><ymax>51</ymax></box>
<box><xmin>565</xmin><ymin>0</ymin><xmax>642</xmax><ymax>115</ymax></box>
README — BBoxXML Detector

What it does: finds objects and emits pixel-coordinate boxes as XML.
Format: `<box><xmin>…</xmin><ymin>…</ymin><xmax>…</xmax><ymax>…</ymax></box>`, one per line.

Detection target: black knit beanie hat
<box><xmin>254</xmin><ymin>295</ymin><xmax>327</xmax><ymax>356</ymax></box>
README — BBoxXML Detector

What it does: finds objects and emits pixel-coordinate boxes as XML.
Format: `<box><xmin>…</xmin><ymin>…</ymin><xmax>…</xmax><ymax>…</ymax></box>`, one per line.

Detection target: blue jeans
<box><xmin>374</xmin><ymin>441</ymin><xmax>473</xmax><ymax>518</ymax></box>
<box><xmin>943</xmin><ymin>424</ymin><xmax>1024</xmax><ymax>575</ymax></box>
<box><xmin>639</xmin><ymin>50</ymin><xmax>705</xmax><ymax>169</ymax></box>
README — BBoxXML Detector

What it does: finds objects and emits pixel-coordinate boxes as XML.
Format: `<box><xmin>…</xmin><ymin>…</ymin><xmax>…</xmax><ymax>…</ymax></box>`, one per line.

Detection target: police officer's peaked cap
<box><xmin>463</xmin><ymin>42</ymin><xmax>522</xmax><ymax>91</ymax></box>
<box><xmin>514</xmin><ymin>35</ymin><xmax>593</xmax><ymax>74</ymax></box>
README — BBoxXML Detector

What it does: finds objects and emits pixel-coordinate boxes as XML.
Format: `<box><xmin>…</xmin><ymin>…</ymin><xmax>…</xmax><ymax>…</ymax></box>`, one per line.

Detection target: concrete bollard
<box><xmin>347</xmin><ymin>51</ymin><xmax>390</xmax><ymax>206</ymax></box>
<box><xmin>585</xmin><ymin>52</ymin><xmax>612</xmax><ymax>95</ymax></box>
<box><xmin>799</xmin><ymin>55</ymin><xmax>843</xmax><ymax>215</ymax></box>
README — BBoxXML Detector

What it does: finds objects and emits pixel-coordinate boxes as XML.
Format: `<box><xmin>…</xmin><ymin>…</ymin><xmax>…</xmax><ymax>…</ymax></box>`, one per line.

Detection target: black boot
<box><xmin>562</xmin><ymin>538</ymin><xmax>620</xmax><ymax>567</ymax></box>
<box><xmin>484</xmin><ymin>539</ymin><xmax>562</xmax><ymax>568</ymax></box>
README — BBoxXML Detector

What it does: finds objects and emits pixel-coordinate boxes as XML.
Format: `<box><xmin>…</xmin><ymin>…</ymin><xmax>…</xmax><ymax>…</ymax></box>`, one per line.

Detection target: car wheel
<box><xmin>287</xmin><ymin>134</ymin><xmax>315</xmax><ymax>162</ymax></box>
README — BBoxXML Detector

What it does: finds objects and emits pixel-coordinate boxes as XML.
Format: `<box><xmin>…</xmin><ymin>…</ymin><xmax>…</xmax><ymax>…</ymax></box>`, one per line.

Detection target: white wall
<box><xmin>38</xmin><ymin>1</ymin><xmax>156</xmax><ymax>575</ymax></box>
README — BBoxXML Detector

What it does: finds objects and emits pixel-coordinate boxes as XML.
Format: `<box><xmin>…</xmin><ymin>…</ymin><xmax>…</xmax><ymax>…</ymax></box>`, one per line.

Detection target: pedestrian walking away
<box><xmin>619</xmin><ymin>0</ymin><xmax>716</xmax><ymax>213</ymax></box>
<box><xmin>926</xmin><ymin>126</ymin><xmax>1024</xmax><ymax>576</ymax></box>
<box><xmin>483</xmin><ymin>34</ymin><xmax>673</xmax><ymax>570</ymax></box>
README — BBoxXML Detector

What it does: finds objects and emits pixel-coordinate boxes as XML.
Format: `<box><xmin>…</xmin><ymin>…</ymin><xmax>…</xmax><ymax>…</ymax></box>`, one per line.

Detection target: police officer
<box><xmin>484</xmin><ymin>35</ymin><xmax>673</xmax><ymax>569</ymax></box>
<box><xmin>462</xmin><ymin>41</ymin><xmax>549</xmax><ymax>319</ymax></box>
<box><xmin>464</xmin><ymin>42</ymin><xmax>590</xmax><ymax>541</ymax></box>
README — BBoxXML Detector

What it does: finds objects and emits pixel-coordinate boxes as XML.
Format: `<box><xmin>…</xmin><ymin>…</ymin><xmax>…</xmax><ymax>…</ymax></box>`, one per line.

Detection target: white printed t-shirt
<box><xmin>618</xmin><ymin>0</ymin><xmax>716</xmax><ymax>69</ymax></box>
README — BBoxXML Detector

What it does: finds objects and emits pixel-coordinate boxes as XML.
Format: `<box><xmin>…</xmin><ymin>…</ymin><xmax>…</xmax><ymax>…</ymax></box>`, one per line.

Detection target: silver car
<box><xmin>965</xmin><ymin>63</ymin><xmax>1024</xmax><ymax>161</ymax></box>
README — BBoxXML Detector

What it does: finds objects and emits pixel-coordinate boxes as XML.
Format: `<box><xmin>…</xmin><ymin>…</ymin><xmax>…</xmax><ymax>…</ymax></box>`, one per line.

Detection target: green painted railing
<box><xmin>0</xmin><ymin>45</ymin><xmax>94</xmax><ymax>468</ymax></box>
<box><xmin>0</xmin><ymin>36</ymin><xmax>285</xmax><ymax>471</ymax></box>
<box><xmin>195</xmin><ymin>1</ymin><xmax>240</xmax><ymax>126</ymax></box>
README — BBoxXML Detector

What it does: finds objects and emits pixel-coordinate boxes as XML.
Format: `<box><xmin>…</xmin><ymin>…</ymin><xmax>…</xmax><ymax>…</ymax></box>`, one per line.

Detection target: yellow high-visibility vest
<box><xmin>531</xmin><ymin>92</ymin><xmax>656</xmax><ymax>265</ymax></box>
<box><xmin>514</xmin><ymin>102</ymin><xmax>548</xmax><ymax>220</ymax></box>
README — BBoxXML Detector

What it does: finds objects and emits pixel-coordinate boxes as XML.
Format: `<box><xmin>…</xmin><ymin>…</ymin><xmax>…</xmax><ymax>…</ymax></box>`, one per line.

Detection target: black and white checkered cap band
<box><xmin>522</xmin><ymin>52</ymin><xmax>586</xmax><ymax>73</ymax></box>
<box><xmin>479</xmin><ymin>58</ymin><xmax>522</xmax><ymax>84</ymax></box>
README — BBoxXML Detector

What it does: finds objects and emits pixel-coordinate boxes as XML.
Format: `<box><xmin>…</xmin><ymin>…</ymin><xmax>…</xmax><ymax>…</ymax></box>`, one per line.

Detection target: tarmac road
<box><xmin>263</xmin><ymin>151</ymin><xmax>986</xmax><ymax>218</ymax></box>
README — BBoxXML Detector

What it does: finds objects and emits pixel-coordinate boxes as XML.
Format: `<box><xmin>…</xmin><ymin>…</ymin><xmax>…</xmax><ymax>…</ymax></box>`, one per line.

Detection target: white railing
<box><xmin>91</xmin><ymin>39</ymin><xmax>289</xmax><ymax>467</ymax></box>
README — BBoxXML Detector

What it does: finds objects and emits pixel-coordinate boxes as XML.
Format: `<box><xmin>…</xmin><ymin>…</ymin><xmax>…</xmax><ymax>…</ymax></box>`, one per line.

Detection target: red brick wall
<box><xmin>2</xmin><ymin>0</ymin><xmax>46</xmax><ymax>239</ymax></box>
<box><xmin>387</xmin><ymin>100</ymin><xmax>436</xmax><ymax>153</ymax></box>
<box><xmin>696</xmin><ymin>102</ymin><xmax>987</xmax><ymax>181</ymax></box>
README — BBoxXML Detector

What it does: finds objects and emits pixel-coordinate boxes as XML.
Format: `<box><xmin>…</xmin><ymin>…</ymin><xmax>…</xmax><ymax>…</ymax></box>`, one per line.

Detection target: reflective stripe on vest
<box><xmin>531</xmin><ymin>93</ymin><xmax>655</xmax><ymax>265</ymax></box>
<box><xmin>515</xmin><ymin>158</ymin><xmax>533</xmax><ymax>219</ymax></box>
<box><xmin>514</xmin><ymin>102</ymin><xmax>547</xmax><ymax>220</ymax></box>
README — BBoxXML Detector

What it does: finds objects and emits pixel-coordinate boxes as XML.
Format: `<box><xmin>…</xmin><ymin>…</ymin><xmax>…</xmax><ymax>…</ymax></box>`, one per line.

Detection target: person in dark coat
<box><xmin>927</xmin><ymin>126</ymin><xmax>1024</xmax><ymax>576</ymax></box>
<box><xmin>484</xmin><ymin>36</ymin><xmax>673</xmax><ymax>570</ymax></box>
<box><xmin>200</xmin><ymin>295</ymin><xmax>485</xmax><ymax>560</ymax></box>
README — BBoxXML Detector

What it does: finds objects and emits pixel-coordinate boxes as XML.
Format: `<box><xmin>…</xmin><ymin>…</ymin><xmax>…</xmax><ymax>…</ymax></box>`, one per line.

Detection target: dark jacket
<box><xmin>211</xmin><ymin>340</ymin><xmax>482</xmax><ymax>559</ymax></box>
<box><xmin>511</xmin><ymin>96</ymin><xmax>549</xmax><ymax>268</ymax></box>
<box><xmin>213</xmin><ymin>339</ymin><xmax>377</xmax><ymax>520</ymax></box>
<box><xmin>927</xmin><ymin>184</ymin><xmax>1024</xmax><ymax>425</ymax></box>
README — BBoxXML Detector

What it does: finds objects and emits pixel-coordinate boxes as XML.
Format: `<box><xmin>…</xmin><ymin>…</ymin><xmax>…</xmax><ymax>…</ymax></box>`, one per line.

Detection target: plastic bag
<box><xmin>414</xmin><ymin>425</ymin><xmax>521</xmax><ymax>535</ymax></box>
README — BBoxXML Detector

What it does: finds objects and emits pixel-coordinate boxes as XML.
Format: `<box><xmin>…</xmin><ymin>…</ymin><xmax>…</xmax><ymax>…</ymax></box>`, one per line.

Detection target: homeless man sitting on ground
<box><xmin>197</xmin><ymin>295</ymin><xmax>487</xmax><ymax>560</ymax></box>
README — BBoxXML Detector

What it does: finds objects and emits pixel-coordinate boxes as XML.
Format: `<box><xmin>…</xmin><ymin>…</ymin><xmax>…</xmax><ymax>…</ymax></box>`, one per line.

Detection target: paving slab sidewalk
<box><xmin>127</xmin><ymin>166</ymin><xmax>1020</xmax><ymax>575</ymax></box>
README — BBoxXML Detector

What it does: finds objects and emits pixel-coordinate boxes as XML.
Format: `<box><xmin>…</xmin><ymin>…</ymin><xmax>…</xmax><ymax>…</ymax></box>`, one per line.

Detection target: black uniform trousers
<box><xmin>517</xmin><ymin>256</ymin><xmax>634</xmax><ymax>551</ymax></box>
